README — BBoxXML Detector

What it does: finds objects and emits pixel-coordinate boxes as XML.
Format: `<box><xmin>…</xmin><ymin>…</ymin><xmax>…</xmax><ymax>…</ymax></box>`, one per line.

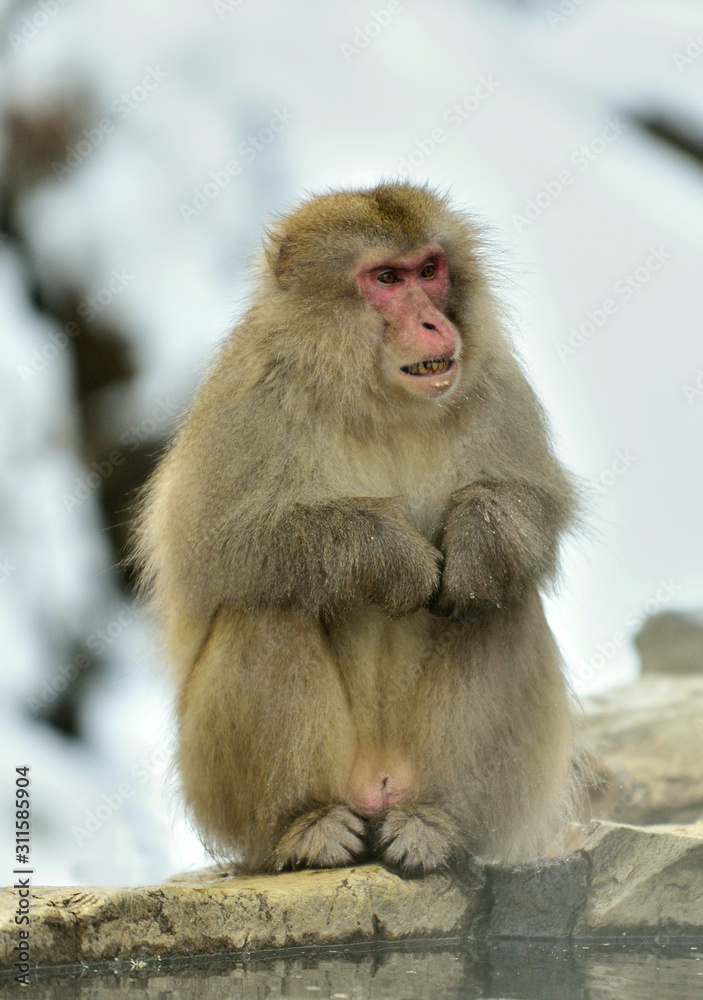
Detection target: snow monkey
<box><xmin>135</xmin><ymin>183</ymin><xmax>578</xmax><ymax>875</ymax></box>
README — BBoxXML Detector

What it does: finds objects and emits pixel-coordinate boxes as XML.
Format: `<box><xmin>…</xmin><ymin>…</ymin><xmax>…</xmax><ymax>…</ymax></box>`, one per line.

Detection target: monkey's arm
<box><xmin>432</xmin><ymin>477</ymin><xmax>573</xmax><ymax>621</ymax></box>
<box><xmin>429</xmin><ymin>354</ymin><xmax>578</xmax><ymax>620</ymax></box>
<box><xmin>227</xmin><ymin>498</ymin><xmax>442</xmax><ymax>621</ymax></box>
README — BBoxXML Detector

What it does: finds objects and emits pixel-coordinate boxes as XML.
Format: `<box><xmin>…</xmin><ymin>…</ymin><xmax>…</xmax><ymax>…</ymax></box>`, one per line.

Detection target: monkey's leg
<box><xmin>358</xmin><ymin>598</ymin><xmax>574</xmax><ymax>875</ymax></box>
<box><xmin>412</xmin><ymin>596</ymin><xmax>575</xmax><ymax>865</ymax></box>
<box><xmin>178</xmin><ymin>606</ymin><xmax>362</xmax><ymax>873</ymax></box>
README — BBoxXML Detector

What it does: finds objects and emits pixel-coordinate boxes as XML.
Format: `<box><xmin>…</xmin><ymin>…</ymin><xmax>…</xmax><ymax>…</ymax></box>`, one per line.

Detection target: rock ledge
<box><xmin>2</xmin><ymin>820</ymin><xmax>702</xmax><ymax>971</ymax></box>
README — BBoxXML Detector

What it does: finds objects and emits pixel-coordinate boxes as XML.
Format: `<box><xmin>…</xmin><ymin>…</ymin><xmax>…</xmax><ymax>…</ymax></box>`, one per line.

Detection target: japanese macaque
<box><xmin>135</xmin><ymin>182</ymin><xmax>578</xmax><ymax>875</ymax></box>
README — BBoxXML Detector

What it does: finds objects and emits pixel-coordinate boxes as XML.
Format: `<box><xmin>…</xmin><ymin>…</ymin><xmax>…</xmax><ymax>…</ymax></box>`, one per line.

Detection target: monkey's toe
<box><xmin>370</xmin><ymin>804</ymin><xmax>461</xmax><ymax>877</ymax></box>
<box><xmin>273</xmin><ymin>805</ymin><xmax>366</xmax><ymax>871</ymax></box>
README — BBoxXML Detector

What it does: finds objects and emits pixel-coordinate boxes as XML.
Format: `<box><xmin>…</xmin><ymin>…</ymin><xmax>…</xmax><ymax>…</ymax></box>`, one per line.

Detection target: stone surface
<box><xmin>635</xmin><ymin>610</ymin><xmax>703</xmax><ymax>675</ymax></box>
<box><xmin>2</xmin><ymin>822</ymin><xmax>703</xmax><ymax>973</ymax></box>
<box><xmin>4</xmin><ymin>668</ymin><xmax>703</xmax><ymax>972</ymax></box>
<box><xmin>582</xmin><ymin>675</ymin><xmax>703</xmax><ymax>825</ymax></box>
<box><xmin>564</xmin><ymin>819</ymin><xmax>703</xmax><ymax>937</ymax></box>
<box><xmin>0</xmin><ymin>863</ymin><xmax>485</xmax><ymax>970</ymax></box>
<box><xmin>487</xmin><ymin>855</ymin><xmax>589</xmax><ymax>939</ymax></box>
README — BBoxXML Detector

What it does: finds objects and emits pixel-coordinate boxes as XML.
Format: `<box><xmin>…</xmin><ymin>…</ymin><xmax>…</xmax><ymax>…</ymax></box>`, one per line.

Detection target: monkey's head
<box><xmin>261</xmin><ymin>183</ymin><xmax>491</xmax><ymax>408</ymax></box>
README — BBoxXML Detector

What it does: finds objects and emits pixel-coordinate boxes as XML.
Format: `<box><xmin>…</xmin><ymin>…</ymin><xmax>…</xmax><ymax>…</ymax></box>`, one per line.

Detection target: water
<box><xmin>2</xmin><ymin>940</ymin><xmax>701</xmax><ymax>999</ymax></box>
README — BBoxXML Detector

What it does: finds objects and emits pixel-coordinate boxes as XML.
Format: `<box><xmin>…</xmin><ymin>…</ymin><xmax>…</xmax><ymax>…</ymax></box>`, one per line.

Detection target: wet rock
<box><xmin>0</xmin><ymin>863</ymin><xmax>485</xmax><ymax>969</ymax></box>
<box><xmin>2</xmin><ymin>822</ymin><xmax>702</xmax><ymax>971</ymax></box>
<box><xmin>582</xmin><ymin>675</ymin><xmax>703</xmax><ymax>825</ymax></box>
<box><xmin>487</xmin><ymin>855</ymin><xmax>589</xmax><ymax>938</ymax></box>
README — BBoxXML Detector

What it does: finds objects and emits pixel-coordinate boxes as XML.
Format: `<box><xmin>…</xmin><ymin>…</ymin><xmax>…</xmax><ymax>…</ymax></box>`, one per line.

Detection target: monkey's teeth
<box><xmin>402</xmin><ymin>357</ymin><xmax>454</xmax><ymax>376</ymax></box>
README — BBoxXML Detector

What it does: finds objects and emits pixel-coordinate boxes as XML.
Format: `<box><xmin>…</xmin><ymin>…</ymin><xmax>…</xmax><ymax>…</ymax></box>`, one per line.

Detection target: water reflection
<box><xmin>3</xmin><ymin>940</ymin><xmax>701</xmax><ymax>999</ymax></box>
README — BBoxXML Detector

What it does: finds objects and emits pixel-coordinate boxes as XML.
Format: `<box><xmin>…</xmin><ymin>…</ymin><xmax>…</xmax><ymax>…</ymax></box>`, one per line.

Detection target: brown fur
<box><xmin>134</xmin><ymin>182</ymin><xmax>578</xmax><ymax>874</ymax></box>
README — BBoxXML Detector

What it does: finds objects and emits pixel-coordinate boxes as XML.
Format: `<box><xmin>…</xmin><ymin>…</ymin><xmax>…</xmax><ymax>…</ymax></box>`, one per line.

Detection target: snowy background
<box><xmin>0</xmin><ymin>0</ymin><xmax>701</xmax><ymax>886</ymax></box>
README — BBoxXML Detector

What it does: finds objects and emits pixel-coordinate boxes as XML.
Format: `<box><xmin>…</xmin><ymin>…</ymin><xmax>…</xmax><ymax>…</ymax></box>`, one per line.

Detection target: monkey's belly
<box><xmin>332</xmin><ymin>608</ymin><xmax>429</xmax><ymax>816</ymax></box>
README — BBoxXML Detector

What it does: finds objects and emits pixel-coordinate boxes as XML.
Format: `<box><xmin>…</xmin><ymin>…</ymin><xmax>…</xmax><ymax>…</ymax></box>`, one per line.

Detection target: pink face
<box><xmin>355</xmin><ymin>245</ymin><xmax>460</xmax><ymax>397</ymax></box>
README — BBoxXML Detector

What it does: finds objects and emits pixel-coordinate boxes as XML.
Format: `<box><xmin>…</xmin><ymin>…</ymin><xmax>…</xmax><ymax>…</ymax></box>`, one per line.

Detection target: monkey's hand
<box><xmin>431</xmin><ymin>480</ymin><xmax>562</xmax><ymax>620</ymax></box>
<box><xmin>263</xmin><ymin>499</ymin><xmax>443</xmax><ymax>620</ymax></box>
<box><xmin>353</xmin><ymin>510</ymin><xmax>443</xmax><ymax>619</ymax></box>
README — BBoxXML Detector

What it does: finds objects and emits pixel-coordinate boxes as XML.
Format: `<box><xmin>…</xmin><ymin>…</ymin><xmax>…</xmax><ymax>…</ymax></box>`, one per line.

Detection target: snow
<box><xmin>1</xmin><ymin>0</ymin><xmax>702</xmax><ymax>884</ymax></box>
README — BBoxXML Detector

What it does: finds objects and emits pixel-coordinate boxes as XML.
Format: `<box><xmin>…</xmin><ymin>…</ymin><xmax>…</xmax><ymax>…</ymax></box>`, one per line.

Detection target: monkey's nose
<box><xmin>422</xmin><ymin>322</ymin><xmax>437</xmax><ymax>331</ymax></box>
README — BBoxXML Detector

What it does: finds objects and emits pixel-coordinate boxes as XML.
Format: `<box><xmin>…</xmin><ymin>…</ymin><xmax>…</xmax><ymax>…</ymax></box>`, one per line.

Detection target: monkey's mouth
<box><xmin>400</xmin><ymin>356</ymin><xmax>455</xmax><ymax>377</ymax></box>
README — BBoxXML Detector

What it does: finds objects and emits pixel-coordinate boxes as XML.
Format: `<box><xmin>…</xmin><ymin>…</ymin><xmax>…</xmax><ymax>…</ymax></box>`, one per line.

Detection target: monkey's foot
<box><xmin>273</xmin><ymin>805</ymin><xmax>366</xmax><ymax>871</ymax></box>
<box><xmin>370</xmin><ymin>804</ymin><xmax>461</xmax><ymax>876</ymax></box>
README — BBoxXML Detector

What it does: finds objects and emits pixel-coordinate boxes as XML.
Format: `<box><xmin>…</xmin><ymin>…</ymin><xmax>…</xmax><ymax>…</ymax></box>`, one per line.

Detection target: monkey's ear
<box><xmin>268</xmin><ymin>235</ymin><xmax>294</xmax><ymax>290</ymax></box>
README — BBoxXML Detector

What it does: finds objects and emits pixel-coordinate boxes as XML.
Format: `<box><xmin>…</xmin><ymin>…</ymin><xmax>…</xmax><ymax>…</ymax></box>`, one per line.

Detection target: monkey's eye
<box><xmin>420</xmin><ymin>263</ymin><xmax>436</xmax><ymax>279</ymax></box>
<box><xmin>377</xmin><ymin>270</ymin><xmax>398</xmax><ymax>285</ymax></box>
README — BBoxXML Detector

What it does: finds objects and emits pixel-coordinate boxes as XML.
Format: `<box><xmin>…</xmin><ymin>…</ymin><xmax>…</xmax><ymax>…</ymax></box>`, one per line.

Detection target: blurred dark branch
<box><xmin>1</xmin><ymin>90</ymin><xmax>152</xmax><ymax>739</ymax></box>
<box><xmin>635</xmin><ymin>112</ymin><xmax>703</xmax><ymax>172</ymax></box>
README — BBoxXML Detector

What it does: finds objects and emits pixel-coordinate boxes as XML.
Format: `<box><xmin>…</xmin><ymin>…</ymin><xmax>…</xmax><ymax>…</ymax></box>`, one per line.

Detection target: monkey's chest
<box><xmin>329</xmin><ymin>445</ymin><xmax>453</xmax><ymax>541</ymax></box>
